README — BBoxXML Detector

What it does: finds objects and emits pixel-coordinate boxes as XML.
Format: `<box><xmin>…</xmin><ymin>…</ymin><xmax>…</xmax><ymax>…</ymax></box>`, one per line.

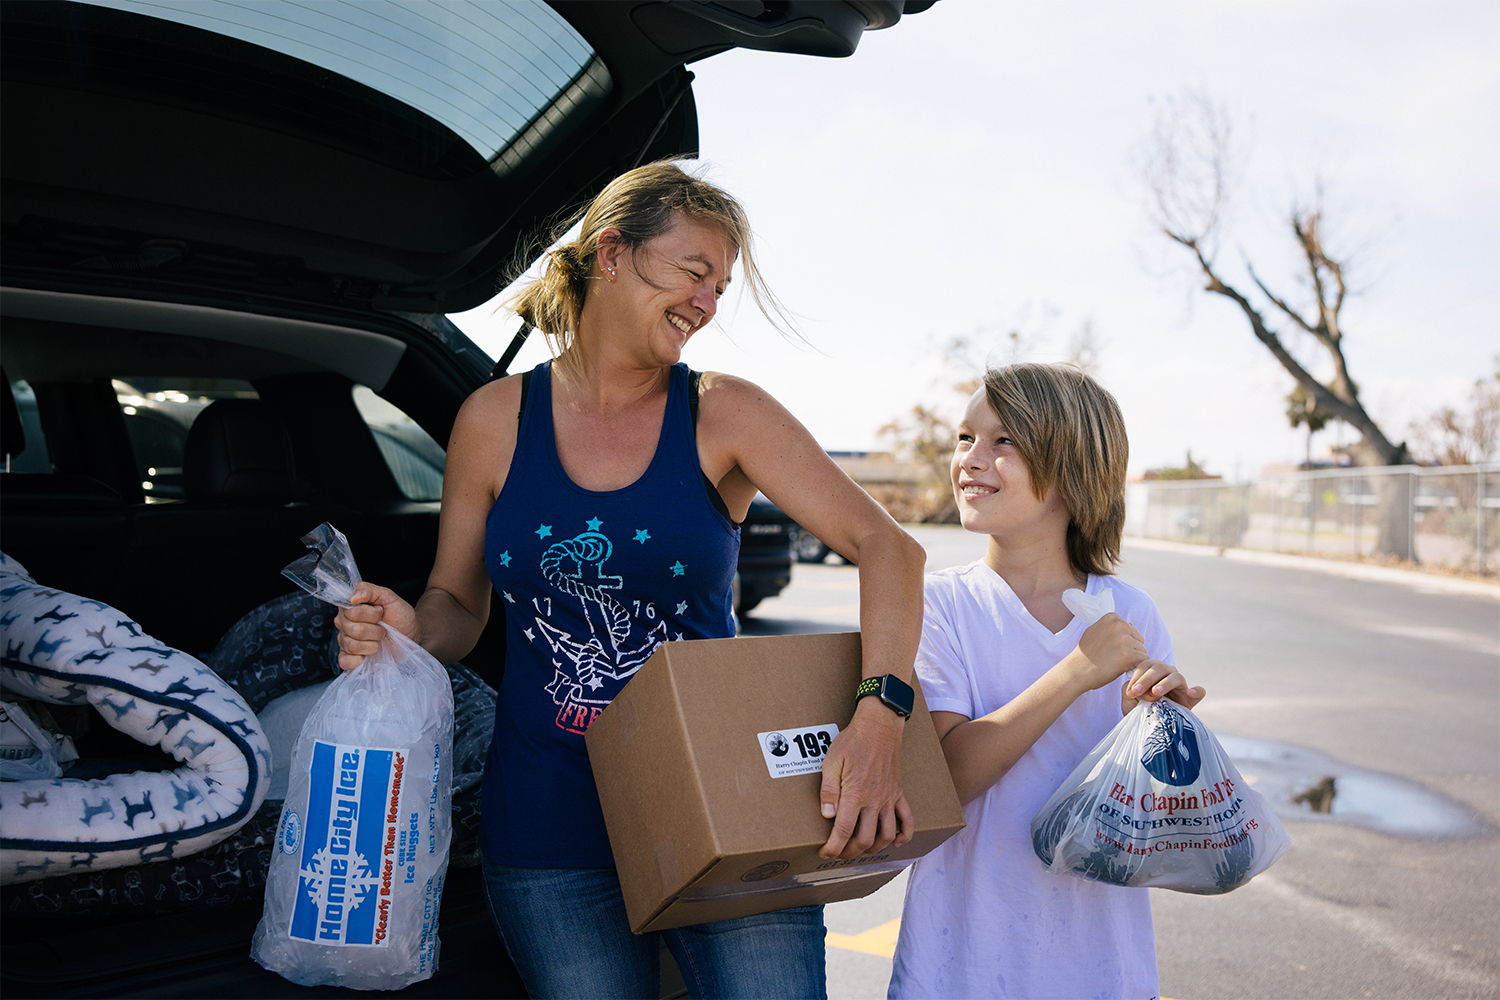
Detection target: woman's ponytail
<box><xmin>511</xmin><ymin>241</ymin><xmax>593</xmax><ymax>358</ymax></box>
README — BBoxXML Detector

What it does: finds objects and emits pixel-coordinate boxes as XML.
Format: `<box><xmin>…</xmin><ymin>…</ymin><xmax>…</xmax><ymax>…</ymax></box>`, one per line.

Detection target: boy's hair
<box><xmin>981</xmin><ymin>363</ymin><xmax>1129</xmax><ymax>577</ymax></box>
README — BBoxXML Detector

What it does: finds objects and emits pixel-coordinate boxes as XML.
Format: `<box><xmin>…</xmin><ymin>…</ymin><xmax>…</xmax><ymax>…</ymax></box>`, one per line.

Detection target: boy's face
<box><xmin>951</xmin><ymin>391</ymin><xmax>1068</xmax><ymax>541</ymax></box>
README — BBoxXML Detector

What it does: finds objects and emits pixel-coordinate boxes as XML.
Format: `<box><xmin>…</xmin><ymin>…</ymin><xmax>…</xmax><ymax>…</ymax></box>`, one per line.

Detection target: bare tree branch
<box><xmin>1142</xmin><ymin>91</ymin><xmax>1407</xmax><ymax>470</ymax></box>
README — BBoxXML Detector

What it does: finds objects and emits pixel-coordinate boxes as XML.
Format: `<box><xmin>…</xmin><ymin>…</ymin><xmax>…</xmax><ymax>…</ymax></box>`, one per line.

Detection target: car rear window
<box><xmin>5</xmin><ymin>378</ymin><xmax>51</xmax><ymax>474</ymax></box>
<box><xmin>353</xmin><ymin>386</ymin><xmax>446</xmax><ymax>502</ymax></box>
<box><xmin>116</xmin><ymin>378</ymin><xmax>258</xmax><ymax>502</ymax></box>
<box><xmin>79</xmin><ymin>0</ymin><xmax>598</xmax><ymax>162</ymax></box>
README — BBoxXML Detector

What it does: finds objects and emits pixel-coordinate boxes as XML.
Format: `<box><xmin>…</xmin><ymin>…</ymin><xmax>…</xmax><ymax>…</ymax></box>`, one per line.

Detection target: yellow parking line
<box><xmin>826</xmin><ymin>918</ymin><xmax>902</xmax><ymax>958</ymax></box>
<box><xmin>825</xmin><ymin>921</ymin><xmax>1185</xmax><ymax>1000</ymax></box>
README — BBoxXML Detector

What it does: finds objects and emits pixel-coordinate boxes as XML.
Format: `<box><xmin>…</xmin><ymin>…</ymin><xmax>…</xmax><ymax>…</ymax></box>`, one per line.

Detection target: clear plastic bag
<box><xmin>0</xmin><ymin>700</ymin><xmax>62</xmax><ymax>781</ymax></box>
<box><xmin>1029</xmin><ymin>588</ymin><xmax>1290</xmax><ymax>894</ymax></box>
<box><xmin>251</xmin><ymin>524</ymin><xmax>454</xmax><ymax>989</ymax></box>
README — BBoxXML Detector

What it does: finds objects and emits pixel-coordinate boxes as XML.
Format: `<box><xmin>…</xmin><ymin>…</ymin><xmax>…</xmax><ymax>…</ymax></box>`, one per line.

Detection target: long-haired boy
<box><xmin>889</xmin><ymin>364</ymin><xmax>1205</xmax><ymax>1000</ymax></box>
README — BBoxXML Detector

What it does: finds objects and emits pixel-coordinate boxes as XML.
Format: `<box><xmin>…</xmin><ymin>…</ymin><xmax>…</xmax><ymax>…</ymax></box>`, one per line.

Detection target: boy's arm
<box><xmin>934</xmin><ymin>614</ymin><xmax>1149</xmax><ymax>807</ymax></box>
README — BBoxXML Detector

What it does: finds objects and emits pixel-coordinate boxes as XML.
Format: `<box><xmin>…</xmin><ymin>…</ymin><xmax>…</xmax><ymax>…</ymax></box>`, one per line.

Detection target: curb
<box><xmin>1123</xmin><ymin>536</ymin><xmax>1500</xmax><ymax>600</ymax></box>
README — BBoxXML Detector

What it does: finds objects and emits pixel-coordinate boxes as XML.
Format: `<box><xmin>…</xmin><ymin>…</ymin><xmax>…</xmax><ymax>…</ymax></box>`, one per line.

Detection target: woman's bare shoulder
<box><xmin>448</xmin><ymin>374</ymin><xmax>523</xmax><ymax>452</ymax></box>
<box><xmin>694</xmin><ymin>371</ymin><xmax>785</xmax><ymax>414</ymax></box>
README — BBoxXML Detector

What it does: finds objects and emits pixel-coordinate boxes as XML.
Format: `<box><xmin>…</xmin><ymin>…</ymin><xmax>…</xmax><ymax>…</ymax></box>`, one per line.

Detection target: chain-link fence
<box><xmin>1125</xmin><ymin>464</ymin><xmax>1500</xmax><ymax>575</ymax></box>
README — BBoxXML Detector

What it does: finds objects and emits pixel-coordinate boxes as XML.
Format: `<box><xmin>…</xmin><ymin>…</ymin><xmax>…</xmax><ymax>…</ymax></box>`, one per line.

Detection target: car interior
<box><xmin>0</xmin><ymin>292</ymin><xmax>492</xmax><ymax>670</ymax></box>
<box><xmin>0</xmin><ymin>1</ymin><xmax>933</xmax><ymax>995</ymax></box>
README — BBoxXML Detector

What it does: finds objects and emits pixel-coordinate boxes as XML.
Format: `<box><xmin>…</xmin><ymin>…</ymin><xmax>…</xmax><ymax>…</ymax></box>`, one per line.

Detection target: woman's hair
<box><xmin>507</xmin><ymin>160</ymin><xmax>787</xmax><ymax>357</ymax></box>
<box><xmin>981</xmin><ymin>363</ymin><xmax>1130</xmax><ymax>577</ymax></box>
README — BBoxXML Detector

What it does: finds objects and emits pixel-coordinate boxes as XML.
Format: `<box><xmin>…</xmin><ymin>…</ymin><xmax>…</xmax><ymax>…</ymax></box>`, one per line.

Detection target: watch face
<box><xmin>858</xmin><ymin>675</ymin><xmax>914</xmax><ymax>717</ymax></box>
<box><xmin>881</xmin><ymin>676</ymin><xmax>915</xmax><ymax>716</ymax></box>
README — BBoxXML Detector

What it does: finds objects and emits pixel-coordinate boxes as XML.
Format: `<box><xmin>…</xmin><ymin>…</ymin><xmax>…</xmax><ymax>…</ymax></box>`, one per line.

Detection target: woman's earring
<box><xmin>605</xmin><ymin>265</ymin><xmax>616</xmax><ymax>282</ymax></box>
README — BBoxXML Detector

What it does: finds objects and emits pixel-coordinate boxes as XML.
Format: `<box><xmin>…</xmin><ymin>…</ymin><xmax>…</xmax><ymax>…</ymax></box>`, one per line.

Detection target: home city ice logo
<box><xmin>289</xmin><ymin>741</ymin><xmax>400</xmax><ymax>947</ymax></box>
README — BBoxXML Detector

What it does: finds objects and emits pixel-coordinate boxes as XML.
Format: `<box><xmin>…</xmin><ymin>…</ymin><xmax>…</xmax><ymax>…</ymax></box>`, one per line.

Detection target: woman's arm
<box><xmin>335</xmin><ymin>376</ymin><xmax>522</xmax><ymax>668</ymax></box>
<box><xmin>934</xmin><ymin>614</ymin><xmax>1151</xmax><ymax>806</ymax></box>
<box><xmin>696</xmin><ymin>373</ymin><xmax>926</xmax><ymax>859</ymax></box>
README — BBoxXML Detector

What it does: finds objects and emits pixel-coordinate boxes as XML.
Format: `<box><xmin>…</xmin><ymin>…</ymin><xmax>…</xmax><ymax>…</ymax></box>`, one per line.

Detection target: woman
<box><xmin>335</xmin><ymin>162</ymin><xmax>925</xmax><ymax>999</ymax></box>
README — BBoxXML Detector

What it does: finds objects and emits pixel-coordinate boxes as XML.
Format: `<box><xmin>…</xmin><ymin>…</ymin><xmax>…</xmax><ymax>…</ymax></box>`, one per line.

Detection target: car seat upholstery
<box><xmin>0</xmin><ymin>371</ymin><xmax>130</xmax><ymax>604</ymax></box>
<box><xmin>182</xmin><ymin>399</ymin><xmax>311</xmax><ymax>505</ymax></box>
<box><xmin>122</xmin><ymin>399</ymin><xmax>346</xmax><ymax>654</ymax></box>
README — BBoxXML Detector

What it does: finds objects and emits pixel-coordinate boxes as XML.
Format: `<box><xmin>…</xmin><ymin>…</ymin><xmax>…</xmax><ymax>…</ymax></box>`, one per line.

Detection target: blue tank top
<box><xmin>480</xmin><ymin>361</ymin><xmax>739</xmax><ymax>867</ymax></box>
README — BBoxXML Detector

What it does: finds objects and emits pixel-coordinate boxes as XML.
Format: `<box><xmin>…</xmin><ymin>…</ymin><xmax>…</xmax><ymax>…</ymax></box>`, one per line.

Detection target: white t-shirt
<box><xmin>889</xmin><ymin>562</ymin><xmax>1175</xmax><ymax>1000</ymax></box>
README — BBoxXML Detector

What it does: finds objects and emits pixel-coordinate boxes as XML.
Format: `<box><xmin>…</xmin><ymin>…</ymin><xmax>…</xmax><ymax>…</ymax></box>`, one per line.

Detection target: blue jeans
<box><xmin>481</xmin><ymin>861</ymin><xmax>826</xmax><ymax>999</ymax></box>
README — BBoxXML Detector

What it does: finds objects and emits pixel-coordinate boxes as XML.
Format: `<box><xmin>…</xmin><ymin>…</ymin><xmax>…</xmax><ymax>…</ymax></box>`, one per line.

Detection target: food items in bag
<box><xmin>250</xmin><ymin>524</ymin><xmax>454</xmax><ymax>990</ymax></box>
<box><xmin>1028</xmin><ymin>587</ymin><xmax>1289</xmax><ymax>895</ymax></box>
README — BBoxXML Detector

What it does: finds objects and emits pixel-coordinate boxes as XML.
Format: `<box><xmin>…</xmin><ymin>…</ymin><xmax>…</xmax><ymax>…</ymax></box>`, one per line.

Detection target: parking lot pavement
<box><xmin>824</xmin><ymin>870</ymin><xmax>909</xmax><ymax>1000</ymax></box>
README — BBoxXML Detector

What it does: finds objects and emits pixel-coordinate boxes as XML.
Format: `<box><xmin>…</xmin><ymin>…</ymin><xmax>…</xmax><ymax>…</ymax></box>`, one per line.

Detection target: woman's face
<box><xmin>600</xmin><ymin>213</ymin><xmax>736</xmax><ymax>367</ymax></box>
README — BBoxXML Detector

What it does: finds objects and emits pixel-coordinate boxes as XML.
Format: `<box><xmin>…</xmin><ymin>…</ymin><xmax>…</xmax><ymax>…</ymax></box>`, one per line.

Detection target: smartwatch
<box><xmin>855</xmin><ymin>674</ymin><xmax>914</xmax><ymax>719</ymax></box>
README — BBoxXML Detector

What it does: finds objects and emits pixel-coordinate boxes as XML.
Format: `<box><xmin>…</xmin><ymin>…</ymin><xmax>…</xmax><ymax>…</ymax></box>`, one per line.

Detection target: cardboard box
<box><xmin>585</xmin><ymin>631</ymin><xmax>965</xmax><ymax>933</ymax></box>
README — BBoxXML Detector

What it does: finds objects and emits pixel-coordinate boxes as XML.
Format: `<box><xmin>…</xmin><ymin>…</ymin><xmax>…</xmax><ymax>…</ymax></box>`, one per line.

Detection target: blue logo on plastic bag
<box><xmin>279</xmin><ymin>810</ymin><xmax>301</xmax><ymax>856</ymax></box>
<box><xmin>288</xmin><ymin>741</ymin><xmax>401</xmax><ymax>947</ymax></box>
<box><xmin>1140</xmin><ymin>702</ymin><xmax>1201</xmax><ymax>786</ymax></box>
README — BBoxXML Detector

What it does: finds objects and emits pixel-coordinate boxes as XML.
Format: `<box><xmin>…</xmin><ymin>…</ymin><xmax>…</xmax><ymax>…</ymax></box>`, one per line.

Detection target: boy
<box><xmin>888</xmin><ymin>364</ymin><xmax>1204</xmax><ymax>1000</ymax></box>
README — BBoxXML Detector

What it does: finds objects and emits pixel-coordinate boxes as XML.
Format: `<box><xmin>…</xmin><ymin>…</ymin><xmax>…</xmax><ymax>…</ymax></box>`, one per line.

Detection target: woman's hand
<box><xmin>818</xmin><ymin>698</ymin><xmax>914</xmax><ymax>860</ymax></box>
<box><xmin>1121</xmin><ymin>659</ymin><xmax>1206</xmax><ymax>714</ymax></box>
<box><xmin>334</xmin><ymin>582</ymin><xmax>418</xmax><ymax>671</ymax></box>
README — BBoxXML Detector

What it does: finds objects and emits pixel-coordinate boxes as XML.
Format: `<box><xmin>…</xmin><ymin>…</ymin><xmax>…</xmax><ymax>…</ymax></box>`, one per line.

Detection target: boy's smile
<box><xmin>951</xmin><ymin>391</ymin><xmax>1069</xmax><ymax>543</ymax></box>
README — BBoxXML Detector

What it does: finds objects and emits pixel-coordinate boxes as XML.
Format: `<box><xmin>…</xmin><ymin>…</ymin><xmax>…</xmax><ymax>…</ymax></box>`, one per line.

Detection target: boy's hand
<box><xmin>1070</xmin><ymin>614</ymin><xmax>1149</xmax><ymax>691</ymax></box>
<box><xmin>1121</xmin><ymin>659</ymin><xmax>1206</xmax><ymax>714</ymax></box>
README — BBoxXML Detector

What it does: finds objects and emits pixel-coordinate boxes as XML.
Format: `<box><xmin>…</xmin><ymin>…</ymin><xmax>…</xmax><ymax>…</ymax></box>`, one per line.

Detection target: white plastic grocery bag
<box><xmin>1029</xmin><ymin>588</ymin><xmax>1289</xmax><ymax>894</ymax></box>
<box><xmin>251</xmin><ymin>524</ymin><xmax>454</xmax><ymax>989</ymax></box>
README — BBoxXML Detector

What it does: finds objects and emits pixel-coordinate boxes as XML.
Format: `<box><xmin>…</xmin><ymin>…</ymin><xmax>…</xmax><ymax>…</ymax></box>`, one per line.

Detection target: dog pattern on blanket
<box><xmin>0</xmin><ymin>551</ymin><xmax>271</xmax><ymax>884</ymax></box>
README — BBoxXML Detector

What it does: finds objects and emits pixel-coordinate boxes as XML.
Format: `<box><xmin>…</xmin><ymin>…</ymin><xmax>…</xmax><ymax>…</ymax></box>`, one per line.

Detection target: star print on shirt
<box><xmin>670</xmin><ymin>561</ymin><xmax>685</xmax><ymax>577</ymax></box>
<box><xmin>535</xmin><ymin>524</ymin><xmax>553</xmax><ymax>539</ymax></box>
<box><xmin>634</xmin><ymin>529</ymin><xmax>650</xmax><ymax>544</ymax></box>
<box><xmin>586</xmin><ymin>517</ymin><xmax>603</xmax><ymax>531</ymax></box>
<box><xmin>524</xmin><ymin>628</ymin><xmax>535</xmax><ymax>641</ymax></box>
<box><xmin>503</xmin><ymin>592</ymin><xmax>515</xmax><ymax>603</ymax></box>
<box><xmin>499</xmin><ymin>551</ymin><xmax>512</xmax><ymax>567</ymax></box>
<box><xmin>676</xmin><ymin>601</ymin><xmax>688</xmax><ymax>615</ymax></box>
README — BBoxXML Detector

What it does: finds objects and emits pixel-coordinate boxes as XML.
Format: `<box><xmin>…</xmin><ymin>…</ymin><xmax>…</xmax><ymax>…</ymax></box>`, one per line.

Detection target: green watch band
<box><xmin>855</xmin><ymin>674</ymin><xmax>914</xmax><ymax>719</ymax></box>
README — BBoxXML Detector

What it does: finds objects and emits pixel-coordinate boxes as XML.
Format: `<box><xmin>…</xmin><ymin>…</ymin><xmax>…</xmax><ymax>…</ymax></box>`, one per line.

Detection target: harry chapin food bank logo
<box><xmin>288</xmin><ymin>741</ymin><xmax>410</xmax><ymax>947</ymax></box>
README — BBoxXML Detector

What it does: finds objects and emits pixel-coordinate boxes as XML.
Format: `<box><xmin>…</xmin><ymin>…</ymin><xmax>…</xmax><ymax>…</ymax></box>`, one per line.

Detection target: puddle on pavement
<box><xmin>1218</xmin><ymin>734</ymin><xmax>1495</xmax><ymax>840</ymax></box>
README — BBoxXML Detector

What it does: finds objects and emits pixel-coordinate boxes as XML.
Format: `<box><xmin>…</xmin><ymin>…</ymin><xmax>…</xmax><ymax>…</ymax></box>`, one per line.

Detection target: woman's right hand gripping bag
<box><xmin>251</xmin><ymin>524</ymin><xmax>455</xmax><ymax>990</ymax></box>
<box><xmin>1030</xmin><ymin>589</ymin><xmax>1290</xmax><ymax>894</ymax></box>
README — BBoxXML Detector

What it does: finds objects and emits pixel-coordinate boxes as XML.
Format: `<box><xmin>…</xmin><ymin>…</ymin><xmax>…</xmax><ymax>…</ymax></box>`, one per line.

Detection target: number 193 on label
<box><xmin>757</xmin><ymin>723</ymin><xmax>841</xmax><ymax>779</ymax></box>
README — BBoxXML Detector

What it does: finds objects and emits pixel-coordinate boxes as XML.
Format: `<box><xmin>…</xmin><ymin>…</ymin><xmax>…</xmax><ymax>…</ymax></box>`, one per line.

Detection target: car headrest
<box><xmin>184</xmin><ymin>399</ymin><xmax>309</xmax><ymax>505</ymax></box>
<box><xmin>2</xmin><ymin>369</ymin><xmax>24</xmax><ymax>463</ymax></box>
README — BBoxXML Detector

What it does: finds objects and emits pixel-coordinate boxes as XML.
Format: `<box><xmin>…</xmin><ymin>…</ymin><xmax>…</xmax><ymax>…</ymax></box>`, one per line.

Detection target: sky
<box><xmin>454</xmin><ymin>0</ymin><xmax>1499</xmax><ymax>479</ymax></box>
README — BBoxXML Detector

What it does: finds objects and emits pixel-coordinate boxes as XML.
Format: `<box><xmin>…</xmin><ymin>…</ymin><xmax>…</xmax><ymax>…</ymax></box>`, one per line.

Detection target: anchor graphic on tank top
<box><xmin>531</xmin><ymin>528</ymin><xmax>669</xmax><ymax>734</ymax></box>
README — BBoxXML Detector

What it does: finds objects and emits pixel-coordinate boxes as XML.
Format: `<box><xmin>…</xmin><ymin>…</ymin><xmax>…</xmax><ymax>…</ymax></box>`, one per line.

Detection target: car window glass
<box><xmin>5</xmin><ymin>379</ymin><xmax>51</xmax><ymax>474</ymax></box>
<box><xmin>80</xmin><ymin>0</ymin><xmax>597</xmax><ymax>161</ymax></box>
<box><xmin>115</xmin><ymin>378</ymin><xmax>257</xmax><ymax>502</ymax></box>
<box><xmin>352</xmin><ymin>386</ymin><xmax>446</xmax><ymax>502</ymax></box>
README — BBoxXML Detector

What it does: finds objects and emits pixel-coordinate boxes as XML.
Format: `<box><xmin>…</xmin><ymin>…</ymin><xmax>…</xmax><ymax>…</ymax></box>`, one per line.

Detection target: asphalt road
<box><xmin>739</xmin><ymin>526</ymin><xmax>1500</xmax><ymax>1000</ymax></box>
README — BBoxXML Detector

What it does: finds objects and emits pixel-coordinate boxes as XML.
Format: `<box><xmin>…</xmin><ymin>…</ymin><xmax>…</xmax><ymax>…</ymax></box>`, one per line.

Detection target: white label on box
<box><xmin>757</xmin><ymin>723</ymin><xmax>840</xmax><ymax>779</ymax></box>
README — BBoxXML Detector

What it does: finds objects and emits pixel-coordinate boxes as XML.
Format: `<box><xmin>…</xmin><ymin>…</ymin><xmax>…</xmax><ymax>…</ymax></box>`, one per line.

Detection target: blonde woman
<box><xmin>335</xmin><ymin>162</ymin><xmax>925</xmax><ymax>999</ymax></box>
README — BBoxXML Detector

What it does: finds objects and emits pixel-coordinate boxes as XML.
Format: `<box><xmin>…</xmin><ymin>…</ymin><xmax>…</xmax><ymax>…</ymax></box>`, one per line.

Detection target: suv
<box><xmin>737</xmin><ymin>495</ymin><xmax>797</xmax><ymax>615</ymax></box>
<box><xmin>0</xmin><ymin>2</ymin><xmax>932</xmax><ymax>995</ymax></box>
